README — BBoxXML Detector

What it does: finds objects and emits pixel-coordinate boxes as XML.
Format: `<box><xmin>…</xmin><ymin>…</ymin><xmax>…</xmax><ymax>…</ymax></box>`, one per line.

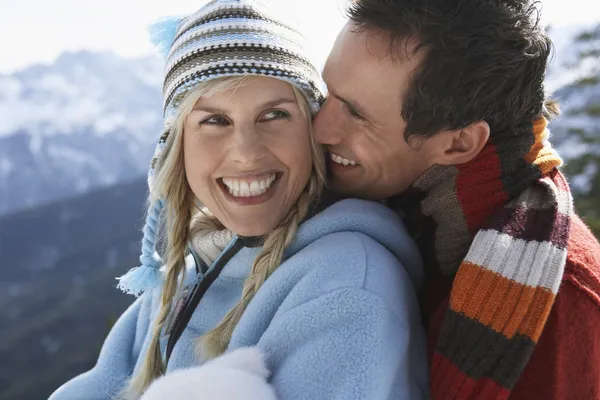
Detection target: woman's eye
<box><xmin>200</xmin><ymin>115</ymin><xmax>230</xmax><ymax>126</ymax></box>
<box><xmin>261</xmin><ymin>110</ymin><xmax>290</xmax><ymax>121</ymax></box>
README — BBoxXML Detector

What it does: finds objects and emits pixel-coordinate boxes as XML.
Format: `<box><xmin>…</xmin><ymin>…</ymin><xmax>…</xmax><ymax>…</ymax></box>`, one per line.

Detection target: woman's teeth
<box><xmin>330</xmin><ymin>153</ymin><xmax>357</xmax><ymax>166</ymax></box>
<box><xmin>222</xmin><ymin>174</ymin><xmax>277</xmax><ymax>198</ymax></box>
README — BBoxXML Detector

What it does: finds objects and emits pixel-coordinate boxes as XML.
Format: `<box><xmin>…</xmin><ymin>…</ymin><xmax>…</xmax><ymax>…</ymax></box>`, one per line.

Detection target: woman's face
<box><xmin>183</xmin><ymin>77</ymin><xmax>313</xmax><ymax>237</ymax></box>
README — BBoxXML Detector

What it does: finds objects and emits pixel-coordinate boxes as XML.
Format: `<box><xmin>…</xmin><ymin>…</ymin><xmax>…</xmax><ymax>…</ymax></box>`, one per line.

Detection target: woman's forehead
<box><xmin>193</xmin><ymin>78</ymin><xmax>298</xmax><ymax>110</ymax></box>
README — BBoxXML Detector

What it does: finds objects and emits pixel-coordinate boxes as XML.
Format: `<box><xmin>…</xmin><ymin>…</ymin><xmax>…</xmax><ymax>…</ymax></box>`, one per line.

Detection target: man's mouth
<box><xmin>329</xmin><ymin>152</ymin><xmax>359</xmax><ymax>167</ymax></box>
<box><xmin>329</xmin><ymin>152</ymin><xmax>360</xmax><ymax>167</ymax></box>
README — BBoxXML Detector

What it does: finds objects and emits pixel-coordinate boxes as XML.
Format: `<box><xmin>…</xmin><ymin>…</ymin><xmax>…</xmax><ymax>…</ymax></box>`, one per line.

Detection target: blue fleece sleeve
<box><xmin>258</xmin><ymin>284</ymin><xmax>429</xmax><ymax>399</ymax></box>
<box><xmin>48</xmin><ymin>294</ymin><xmax>151</xmax><ymax>400</ymax></box>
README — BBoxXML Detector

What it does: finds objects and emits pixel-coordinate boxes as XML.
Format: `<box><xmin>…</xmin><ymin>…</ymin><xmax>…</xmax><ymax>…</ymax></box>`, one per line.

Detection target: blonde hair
<box><xmin>121</xmin><ymin>76</ymin><xmax>325</xmax><ymax>399</ymax></box>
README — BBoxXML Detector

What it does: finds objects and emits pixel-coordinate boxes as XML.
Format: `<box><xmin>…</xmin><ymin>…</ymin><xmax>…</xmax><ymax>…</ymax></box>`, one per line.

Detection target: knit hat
<box><xmin>117</xmin><ymin>0</ymin><xmax>326</xmax><ymax>296</ymax></box>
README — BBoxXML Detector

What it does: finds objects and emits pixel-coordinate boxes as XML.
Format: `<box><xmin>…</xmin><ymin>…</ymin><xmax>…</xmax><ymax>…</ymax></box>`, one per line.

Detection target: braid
<box><xmin>121</xmin><ymin>190</ymin><xmax>193</xmax><ymax>399</ymax></box>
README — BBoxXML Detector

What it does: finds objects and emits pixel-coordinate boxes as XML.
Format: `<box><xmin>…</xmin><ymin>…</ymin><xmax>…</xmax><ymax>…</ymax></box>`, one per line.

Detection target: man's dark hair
<box><xmin>348</xmin><ymin>0</ymin><xmax>558</xmax><ymax>140</ymax></box>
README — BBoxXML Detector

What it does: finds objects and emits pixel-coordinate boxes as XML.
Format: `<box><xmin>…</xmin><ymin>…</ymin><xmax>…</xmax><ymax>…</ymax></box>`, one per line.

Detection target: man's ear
<box><xmin>430</xmin><ymin>120</ymin><xmax>490</xmax><ymax>165</ymax></box>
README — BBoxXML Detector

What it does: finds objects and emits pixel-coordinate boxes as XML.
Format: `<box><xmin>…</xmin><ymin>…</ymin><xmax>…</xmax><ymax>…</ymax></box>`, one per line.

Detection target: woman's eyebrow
<box><xmin>191</xmin><ymin>105</ymin><xmax>227</xmax><ymax>113</ymax></box>
<box><xmin>259</xmin><ymin>98</ymin><xmax>297</xmax><ymax>109</ymax></box>
<box><xmin>192</xmin><ymin>97</ymin><xmax>297</xmax><ymax>113</ymax></box>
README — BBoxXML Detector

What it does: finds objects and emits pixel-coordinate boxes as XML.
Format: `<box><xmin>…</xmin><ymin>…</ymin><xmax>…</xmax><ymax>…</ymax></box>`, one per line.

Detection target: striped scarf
<box><xmin>392</xmin><ymin>118</ymin><xmax>573</xmax><ymax>399</ymax></box>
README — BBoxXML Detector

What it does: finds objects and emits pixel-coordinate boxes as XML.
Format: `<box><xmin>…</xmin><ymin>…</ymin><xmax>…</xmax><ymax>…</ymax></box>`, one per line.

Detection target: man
<box><xmin>314</xmin><ymin>0</ymin><xmax>600</xmax><ymax>399</ymax></box>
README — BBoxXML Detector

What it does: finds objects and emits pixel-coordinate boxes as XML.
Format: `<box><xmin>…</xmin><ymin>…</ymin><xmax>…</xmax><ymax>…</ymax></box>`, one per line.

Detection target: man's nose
<box><xmin>313</xmin><ymin>98</ymin><xmax>343</xmax><ymax>145</ymax></box>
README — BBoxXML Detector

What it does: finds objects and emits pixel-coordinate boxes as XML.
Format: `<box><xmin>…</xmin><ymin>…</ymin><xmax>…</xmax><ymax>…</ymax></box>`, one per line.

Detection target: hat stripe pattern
<box><xmin>168</xmin><ymin>18</ymin><xmax>302</xmax><ymax>58</ymax></box>
<box><xmin>166</xmin><ymin>32</ymin><xmax>307</xmax><ymax>75</ymax></box>
<box><xmin>164</xmin><ymin>58</ymin><xmax>322</xmax><ymax>115</ymax></box>
<box><xmin>175</xmin><ymin>1</ymin><xmax>302</xmax><ymax>38</ymax></box>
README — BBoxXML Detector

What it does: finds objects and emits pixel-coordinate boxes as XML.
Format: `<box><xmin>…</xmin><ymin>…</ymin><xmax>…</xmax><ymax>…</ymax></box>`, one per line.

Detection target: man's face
<box><xmin>314</xmin><ymin>24</ymin><xmax>438</xmax><ymax>200</ymax></box>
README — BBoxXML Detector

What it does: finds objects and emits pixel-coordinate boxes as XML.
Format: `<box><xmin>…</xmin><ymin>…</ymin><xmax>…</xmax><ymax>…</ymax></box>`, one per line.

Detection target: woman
<box><xmin>49</xmin><ymin>1</ymin><xmax>428</xmax><ymax>399</ymax></box>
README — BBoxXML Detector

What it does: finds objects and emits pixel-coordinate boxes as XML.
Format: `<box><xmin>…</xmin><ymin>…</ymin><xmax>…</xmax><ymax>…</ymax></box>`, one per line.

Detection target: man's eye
<box><xmin>261</xmin><ymin>110</ymin><xmax>290</xmax><ymax>121</ymax></box>
<box><xmin>343</xmin><ymin>103</ymin><xmax>365</xmax><ymax>121</ymax></box>
<box><xmin>200</xmin><ymin>115</ymin><xmax>229</xmax><ymax>126</ymax></box>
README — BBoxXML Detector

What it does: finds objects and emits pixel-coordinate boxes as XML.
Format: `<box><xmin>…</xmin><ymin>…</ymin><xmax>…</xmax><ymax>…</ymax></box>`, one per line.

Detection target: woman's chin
<box><xmin>218</xmin><ymin>211</ymin><xmax>281</xmax><ymax>238</ymax></box>
<box><xmin>226</xmin><ymin>221</ymin><xmax>277</xmax><ymax>238</ymax></box>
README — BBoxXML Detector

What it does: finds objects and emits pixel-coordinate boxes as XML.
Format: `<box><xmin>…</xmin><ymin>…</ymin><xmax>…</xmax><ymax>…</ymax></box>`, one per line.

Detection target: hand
<box><xmin>141</xmin><ymin>347</ymin><xmax>277</xmax><ymax>400</ymax></box>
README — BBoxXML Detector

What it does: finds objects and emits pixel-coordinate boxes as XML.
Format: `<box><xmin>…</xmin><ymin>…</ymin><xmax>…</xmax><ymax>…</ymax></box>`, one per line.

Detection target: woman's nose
<box><xmin>229</xmin><ymin>125</ymin><xmax>267</xmax><ymax>165</ymax></box>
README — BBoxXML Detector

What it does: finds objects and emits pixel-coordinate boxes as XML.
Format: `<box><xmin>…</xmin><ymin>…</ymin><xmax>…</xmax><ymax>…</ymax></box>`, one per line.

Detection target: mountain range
<box><xmin>0</xmin><ymin>51</ymin><xmax>162</xmax><ymax>216</ymax></box>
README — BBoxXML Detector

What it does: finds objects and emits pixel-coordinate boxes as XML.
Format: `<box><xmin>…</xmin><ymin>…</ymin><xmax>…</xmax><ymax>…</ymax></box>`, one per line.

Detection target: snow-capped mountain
<box><xmin>0</xmin><ymin>51</ymin><xmax>163</xmax><ymax>216</ymax></box>
<box><xmin>546</xmin><ymin>22</ymin><xmax>600</xmax><ymax>234</ymax></box>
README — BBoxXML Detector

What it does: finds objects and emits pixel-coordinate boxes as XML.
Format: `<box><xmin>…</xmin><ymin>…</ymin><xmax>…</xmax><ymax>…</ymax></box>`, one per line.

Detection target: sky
<box><xmin>0</xmin><ymin>0</ymin><xmax>597</xmax><ymax>73</ymax></box>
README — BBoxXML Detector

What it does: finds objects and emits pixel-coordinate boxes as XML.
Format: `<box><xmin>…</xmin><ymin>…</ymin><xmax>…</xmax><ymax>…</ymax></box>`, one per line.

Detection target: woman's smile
<box><xmin>218</xmin><ymin>172</ymin><xmax>283</xmax><ymax>206</ymax></box>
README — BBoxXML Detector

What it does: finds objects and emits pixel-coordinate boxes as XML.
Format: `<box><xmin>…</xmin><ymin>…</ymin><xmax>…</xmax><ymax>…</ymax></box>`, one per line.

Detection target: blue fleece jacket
<box><xmin>49</xmin><ymin>199</ymin><xmax>429</xmax><ymax>400</ymax></box>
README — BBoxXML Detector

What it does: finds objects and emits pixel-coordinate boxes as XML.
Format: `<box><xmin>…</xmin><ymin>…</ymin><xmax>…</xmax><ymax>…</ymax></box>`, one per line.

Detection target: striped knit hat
<box><xmin>117</xmin><ymin>0</ymin><xmax>325</xmax><ymax>296</ymax></box>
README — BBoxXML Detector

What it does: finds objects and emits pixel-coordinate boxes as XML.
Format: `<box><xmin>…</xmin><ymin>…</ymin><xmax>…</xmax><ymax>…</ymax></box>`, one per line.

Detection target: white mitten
<box><xmin>141</xmin><ymin>347</ymin><xmax>277</xmax><ymax>400</ymax></box>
